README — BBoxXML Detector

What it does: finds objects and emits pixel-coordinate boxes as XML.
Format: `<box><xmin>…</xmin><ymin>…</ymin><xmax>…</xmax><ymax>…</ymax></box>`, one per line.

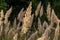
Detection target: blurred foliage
<box><xmin>0</xmin><ymin>0</ymin><xmax>8</xmax><ymax>12</ymax></box>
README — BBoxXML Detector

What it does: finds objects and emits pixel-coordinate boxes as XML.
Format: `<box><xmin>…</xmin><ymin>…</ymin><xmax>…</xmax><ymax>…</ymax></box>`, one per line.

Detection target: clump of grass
<box><xmin>0</xmin><ymin>1</ymin><xmax>60</xmax><ymax>40</ymax></box>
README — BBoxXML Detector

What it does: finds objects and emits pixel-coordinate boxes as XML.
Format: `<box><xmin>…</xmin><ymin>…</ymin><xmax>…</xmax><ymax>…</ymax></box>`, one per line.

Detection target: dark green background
<box><xmin>0</xmin><ymin>0</ymin><xmax>60</xmax><ymax>21</ymax></box>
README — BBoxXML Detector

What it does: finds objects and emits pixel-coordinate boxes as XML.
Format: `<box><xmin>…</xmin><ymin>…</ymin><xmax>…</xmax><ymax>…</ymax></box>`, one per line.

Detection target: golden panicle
<box><xmin>21</xmin><ymin>14</ymin><xmax>34</xmax><ymax>34</ymax></box>
<box><xmin>40</xmin><ymin>5</ymin><xmax>43</xmax><ymax>17</ymax></box>
<box><xmin>25</xmin><ymin>2</ymin><xmax>32</xmax><ymax>17</ymax></box>
<box><xmin>35</xmin><ymin>2</ymin><xmax>41</xmax><ymax>17</ymax></box>
<box><xmin>21</xmin><ymin>26</ymin><xmax>29</xmax><ymax>34</ymax></box>
<box><xmin>21</xmin><ymin>2</ymin><xmax>32</xmax><ymax>34</ymax></box>
<box><xmin>46</xmin><ymin>3</ymin><xmax>51</xmax><ymax>21</ymax></box>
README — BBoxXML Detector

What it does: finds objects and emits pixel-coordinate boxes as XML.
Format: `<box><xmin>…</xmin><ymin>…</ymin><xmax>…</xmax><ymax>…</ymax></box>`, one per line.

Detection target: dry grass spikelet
<box><xmin>5</xmin><ymin>7</ymin><xmax>12</xmax><ymax>18</ymax></box>
<box><xmin>46</xmin><ymin>2</ymin><xmax>51</xmax><ymax>21</ymax></box>
<box><xmin>42</xmin><ymin>27</ymin><xmax>51</xmax><ymax>40</ymax></box>
<box><xmin>37</xmin><ymin>22</ymin><xmax>54</xmax><ymax>40</ymax></box>
<box><xmin>38</xmin><ymin>18</ymin><xmax>44</xmax><ymax>34</ymax></box>
<box><xmin>29</xmin><ymin>14</ymin><xmax>34</xmax><ymax>27</ymax></box>
<box><xmin>43</xmin><ymin>21</ymin><xmax>48</xmax><ymax>29</ymax></box>
<box><xmin>35</xmin><ymin>2</ymin><xmax>41</xmax><ymax>17</ymax></box>
<box><xmin>17</xmin><ymin>8</ymin><xmax>24</xmax><ymax>19</ymax></box>
<box><xmin>13</xmin><ymin>18</ymin><xmax>17</xmax><ymax>28</ymax></box>
<box><xmin>0</xmin><ymin>10</ymin><xmax>4</xmax><ymax>36</ymax></box>
<box><xmin>0</xmin><ymin>10</ymin><xmax>4</xmax><ymax>20</ymax></box>
<box><xmin>40</xmin><ymin>5</ymin><xmax>43</xmax><ymax>17</ymax></box>
<box><xmin>53</xmin><ymin>24</ymin><xmax>59</xmax><ymax>40</ymax></box>
<box><xmin>51</xmin><ymin>9</ymin><xmax>59</xmax><ymax>24</ymax></box>
<box><xmin>17</xmin><ymin>8</ymin><xmax>25</xmax><ymax>22</ymax></box>
<box><xmin>42</xmin><ymin>27</ymin><xmax>51</xmax><ymax>37</ymax></box>
<box><xmin>4</xmin><ymin>18</ymin><xmax>8</xmax><ymax>25</ymax></box>
<box><xmin>21</xmin><ymin>14</ymin><xmax>34</xmax><ymax>34</ymax></box>
<box><xmin>43</xmin><ymin>21</ymin><xmax>54</xmax><ymax>36</ymax></box>
<box><xmin>4</xmin><ymin>7</ymin><xmax>12</xmax><ymax>25</ymax></box>
<box><xmin>21</xmin><ymin>2</ymin><xmax>32</xmax><ymax>34</ymax></box>
<box><xmin>37</xmin><ymin>27</ymin><xmax>51</xmax><ymax>40</ymax></box>
<box><xmin>0</xmin><ymin>10</ymin><xmax>4</xmax><ymax>26</ymax></box>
